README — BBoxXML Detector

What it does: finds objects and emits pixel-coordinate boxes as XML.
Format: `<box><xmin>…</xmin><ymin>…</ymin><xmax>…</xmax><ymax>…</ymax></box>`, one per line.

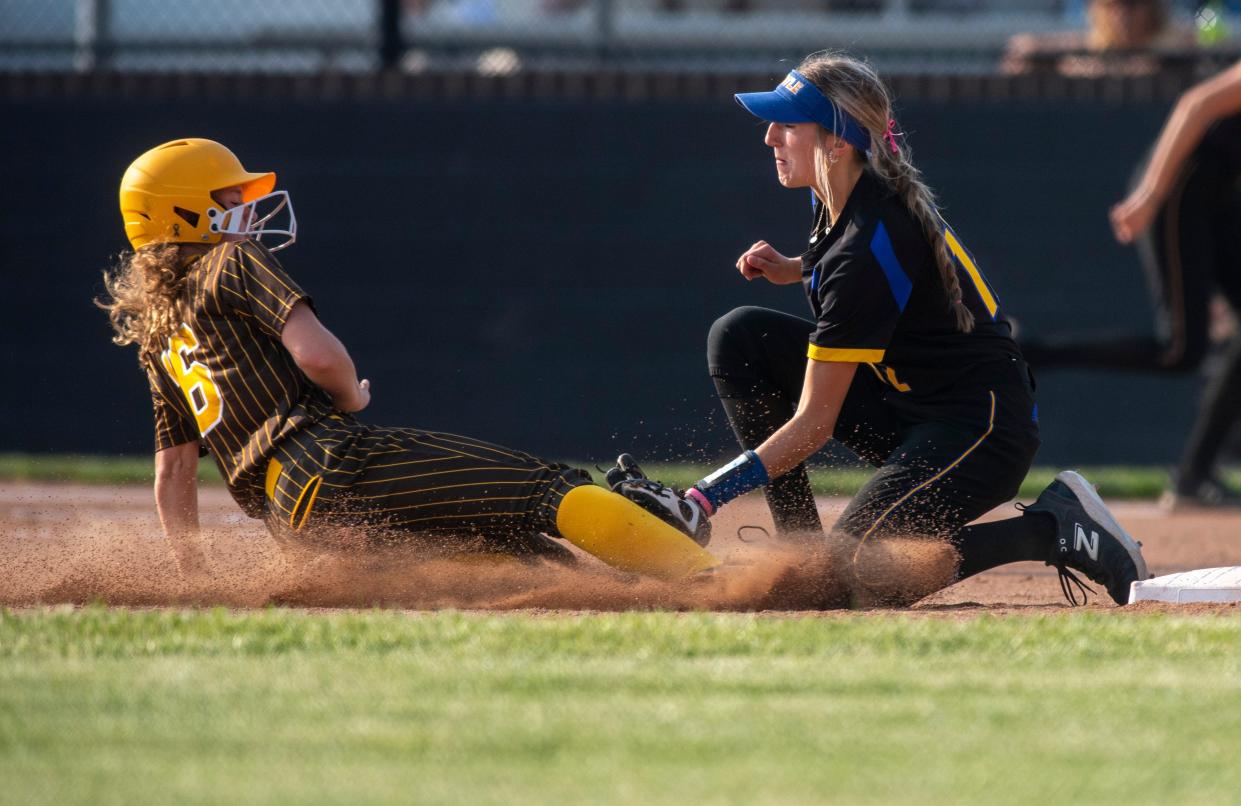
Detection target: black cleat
<box><xmin>604</xmin><ymin>453</ymin><xmax>646</xmax><ymax>490</ymax></box>
<box><xmin>605</xmin><ymin>454</ymin><xmax>712</xmax><ymax>547</ymax></box>
<box><xmin>1026</xmin><ymin>470</ymin><xmax>1149</xmax><ymax>605</ymax></box>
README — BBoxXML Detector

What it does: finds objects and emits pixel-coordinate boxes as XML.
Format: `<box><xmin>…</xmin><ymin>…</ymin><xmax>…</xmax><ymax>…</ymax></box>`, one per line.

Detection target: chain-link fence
<box><xmin>0</xmin><ymin>0</ymin><xmax>1235</xmax><ymax>74</ymax></box>
<box><xmin>1</xmin><ymin>0</ymin><xmax>376</xmax><ymax>72</ymax></box>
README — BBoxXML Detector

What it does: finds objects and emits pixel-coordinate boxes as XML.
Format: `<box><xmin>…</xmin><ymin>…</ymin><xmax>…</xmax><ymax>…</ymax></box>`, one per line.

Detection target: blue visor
<box><xmin>735</xmin><ymin>70</ymin><xmax>872</xmax><ymax>153</ymax></box>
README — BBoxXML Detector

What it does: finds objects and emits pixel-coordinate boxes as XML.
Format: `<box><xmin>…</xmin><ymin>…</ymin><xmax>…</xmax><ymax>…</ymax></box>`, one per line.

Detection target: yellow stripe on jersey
<box><xmin>865</xmin><ymin>362</ymin><xmax>912</xmax><ymax>392</ymax></box>
<box><xmin>884</xmin><ymin>366</ymin><xmax>911</xmax><ymax>392</ymax></box>
<box><xmin>807</xmin><ymin>344</ymin><xmax>885</xmax><ymax>363</ymax></box>
<box><xmin>944</xmin><ymin>229</ymin><xmax>999</xmax><ymax>318</ymax></box>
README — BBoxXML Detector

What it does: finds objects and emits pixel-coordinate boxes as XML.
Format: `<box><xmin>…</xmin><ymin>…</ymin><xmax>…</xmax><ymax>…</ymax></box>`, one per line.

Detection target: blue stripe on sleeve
<box><xmin>869</xmin><ymin>221</ymin><xmax>912</xmax><ymax>312</ymax></box>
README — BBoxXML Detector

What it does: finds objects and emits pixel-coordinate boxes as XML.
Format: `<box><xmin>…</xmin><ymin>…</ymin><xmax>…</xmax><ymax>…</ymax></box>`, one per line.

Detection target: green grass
<box><xmin>0</xmin><ymin>452</ymin><xmax>1189</xmax><ymax>499</ymax></box>
<box><xmin>0</xmin><ymin>454</ymin><xmax>222</xmax><ymax>485</ymax></box>
<box><xmin>2</xmin><ymin>607</ymin><xmax>1240</xmax><ymax>805</ymax></box>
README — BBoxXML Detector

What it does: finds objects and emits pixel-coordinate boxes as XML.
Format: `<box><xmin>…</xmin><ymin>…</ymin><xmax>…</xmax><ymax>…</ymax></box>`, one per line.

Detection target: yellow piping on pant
<box><xmin>854</xmin><ymin>390</ymin><xmax>997</xmax><ymax>561</ymax></box>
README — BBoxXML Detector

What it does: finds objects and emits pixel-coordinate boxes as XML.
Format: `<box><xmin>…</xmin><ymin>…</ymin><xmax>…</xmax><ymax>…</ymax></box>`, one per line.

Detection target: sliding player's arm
<box><xmin>280</xmin><ymin>301</ymin><xmax>370</xmax><ymax>413</ymax></box>
<box><xmin>154</xmin><ymin>439</ymin><xmax>208</xmax><ymax>576</ymax></box>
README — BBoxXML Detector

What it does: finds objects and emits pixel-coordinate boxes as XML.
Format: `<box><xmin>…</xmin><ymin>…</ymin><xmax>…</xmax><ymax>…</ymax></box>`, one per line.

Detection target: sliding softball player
<box><xmin>101</xmin><ymin>138</ymin><xmax>714</xmax><ymax>584</ymax></box>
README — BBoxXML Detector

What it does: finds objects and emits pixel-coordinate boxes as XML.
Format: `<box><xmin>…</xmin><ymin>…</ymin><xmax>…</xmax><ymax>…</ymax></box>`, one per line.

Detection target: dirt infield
<box><xmin>3</xmin><ymin>481</ymin><xmax>1240</xmax><ymax>614</ymax></box>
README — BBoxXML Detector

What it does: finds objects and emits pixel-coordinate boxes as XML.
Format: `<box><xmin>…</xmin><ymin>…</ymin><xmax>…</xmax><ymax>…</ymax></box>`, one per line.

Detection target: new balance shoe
<box><xmin>605</xmin><ymin>454</ymin><xmax>712</xmax><ymax>547</ymax></box>
<box><xmin>1025</xmin><ymin>470</ymin><xmax>1148</xmax><ymax>605</ymax></box>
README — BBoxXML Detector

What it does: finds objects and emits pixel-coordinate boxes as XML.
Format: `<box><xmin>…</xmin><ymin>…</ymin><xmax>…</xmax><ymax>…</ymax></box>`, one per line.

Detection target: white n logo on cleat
<box><xmin>1074</xmin><ymin>523</ymin><xmax>1100</xmax><ymax>561</ymax></box>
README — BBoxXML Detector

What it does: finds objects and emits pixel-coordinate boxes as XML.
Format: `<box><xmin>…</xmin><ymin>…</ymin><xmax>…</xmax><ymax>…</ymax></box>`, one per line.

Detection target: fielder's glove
<box><xmin>605</xmin><ymin>453</ymin><xmax>713</xmax><ymax>547</ymax></box>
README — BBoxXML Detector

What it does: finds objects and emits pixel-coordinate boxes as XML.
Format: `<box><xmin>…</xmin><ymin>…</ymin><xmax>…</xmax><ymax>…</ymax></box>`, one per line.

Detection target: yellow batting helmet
<box><xmin>119</xmin><ymin>138</ymin><xmax>276</xmax><ymax>250</ymax></box>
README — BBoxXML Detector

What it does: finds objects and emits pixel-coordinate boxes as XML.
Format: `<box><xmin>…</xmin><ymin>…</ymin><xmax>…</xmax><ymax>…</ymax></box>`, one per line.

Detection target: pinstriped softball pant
<box><xmin>261</xmin><ymin>414</ymin><xmax>591</xmax><ymax>549</ymax></box>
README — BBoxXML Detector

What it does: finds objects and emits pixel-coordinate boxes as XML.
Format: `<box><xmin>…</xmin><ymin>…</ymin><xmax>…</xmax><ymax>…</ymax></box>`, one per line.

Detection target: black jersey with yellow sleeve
<box><xmin>801</xmin><ymin>169</ymin><xmax>1018</xmax><ymax>397</ymax></box>
<box><xmin>141</xmin><ymin>239</ymin><xmax>334</xmax><ymax>517</ymax></box>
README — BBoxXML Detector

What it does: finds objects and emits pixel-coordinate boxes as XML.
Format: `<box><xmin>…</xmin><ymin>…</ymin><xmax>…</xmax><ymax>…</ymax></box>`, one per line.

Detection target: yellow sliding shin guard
<box><xmin>555</xmin><ymin>484</ymin><xmax>718</xmax><ymax>580</ymax></box>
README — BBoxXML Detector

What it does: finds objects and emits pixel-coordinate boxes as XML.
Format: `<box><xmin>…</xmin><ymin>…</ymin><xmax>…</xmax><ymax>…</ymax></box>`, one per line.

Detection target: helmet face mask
<box><xmin>207</xmin><ymin>190</ymin><xmax>297</xmax><ymax>252</ymax></box>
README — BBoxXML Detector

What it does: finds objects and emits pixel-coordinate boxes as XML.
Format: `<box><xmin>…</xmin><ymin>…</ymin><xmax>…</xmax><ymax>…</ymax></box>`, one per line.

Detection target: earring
<box><xmin>828</xmin><ymin>151</ymin><xmax>839</xmax><ymax>166</ymax></box>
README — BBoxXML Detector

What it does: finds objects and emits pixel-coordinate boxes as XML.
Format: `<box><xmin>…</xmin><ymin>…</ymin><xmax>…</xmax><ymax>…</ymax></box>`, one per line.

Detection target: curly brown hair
<box><xmin>96</xmin><ymin>243</ymin><xmax>196</xmax><ymax>358</ymax></box>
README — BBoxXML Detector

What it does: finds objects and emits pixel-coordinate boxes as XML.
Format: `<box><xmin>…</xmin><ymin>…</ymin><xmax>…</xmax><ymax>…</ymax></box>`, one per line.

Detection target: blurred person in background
<box><xmin>1022</xmin><ymin>60</ymin><xmax>1241</xmax><ymax>509</ymax></box>
<box><xmin>541</xmin><ymin>0</ymin><xmax>754</xmax><ymax>10</ymax></box>
<box><xmin>1002</xmin><ymin>0</ymin><xmax>1194</xmax><ymax>77</ymax></box>
<box><xmin>99</xmin><ymin>138</ymin><xmax>718</xmax><ymax>590</ymax></box>
<box><xmin>610</xmin><ymin>52</ymin><xmax>1147</xmax><ymax>605</ymax></box>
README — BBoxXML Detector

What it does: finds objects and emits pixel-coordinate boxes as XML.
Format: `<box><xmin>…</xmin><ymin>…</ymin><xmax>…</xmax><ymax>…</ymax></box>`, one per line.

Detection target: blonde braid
<box><xmin>871</xmin><ymin>143</ymin><xmax>975</xmax><ymax>332</ymax></box>
<box><xmin>798</xmin><ymin>52</ymin><xmax>975</xmax><ymax>333</ymax></box>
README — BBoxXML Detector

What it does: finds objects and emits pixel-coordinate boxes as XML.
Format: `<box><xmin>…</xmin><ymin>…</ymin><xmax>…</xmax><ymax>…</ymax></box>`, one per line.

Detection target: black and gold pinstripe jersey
<box><xmin>144</xmin><ymin>238</ymin><xmax>588</xmax><ymax>542</ymax></box>
<box><xmin>143</xmin><ymin>239</ymin><xmax>332</xmax><ymax>517</ymax></box>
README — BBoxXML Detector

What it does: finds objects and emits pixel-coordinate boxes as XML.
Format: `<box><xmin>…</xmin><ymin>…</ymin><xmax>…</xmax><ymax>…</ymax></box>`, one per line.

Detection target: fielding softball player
<box><xmin>100</xmin><ymin>138</ymin><xmax>715</xmax><ymax>584</ymax></box>
<box><xmin>1023</xmin><ymin>59</ymin><xmax>1241</xmax><ymax>509</ymax></box>
<box><xmin>613</xmin><ymin>52</ymin><xmax>1148</xmax><ymax>604</ymax></box>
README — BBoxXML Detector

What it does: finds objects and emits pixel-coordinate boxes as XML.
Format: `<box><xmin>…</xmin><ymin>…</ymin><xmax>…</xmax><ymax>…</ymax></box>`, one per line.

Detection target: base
<box><xmin>1128</xmin><ymin>566</ymin><xmax>1241</xmax><ymax>604</ymax></box>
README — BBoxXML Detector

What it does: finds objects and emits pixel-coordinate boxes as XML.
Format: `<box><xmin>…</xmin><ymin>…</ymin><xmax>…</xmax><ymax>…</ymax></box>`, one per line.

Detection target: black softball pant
<box><xmin>707</xmin><ymin>306</ymin><xmax>1041</xmax><ymax>540</ymax></box>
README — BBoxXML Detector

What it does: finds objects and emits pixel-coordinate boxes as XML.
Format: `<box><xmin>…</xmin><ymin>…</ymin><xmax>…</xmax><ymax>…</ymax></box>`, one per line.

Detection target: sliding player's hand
<box><xmin>336</xmin><ymin>379</ymin><xmax>371</xmax><ymax>413</ymax></box>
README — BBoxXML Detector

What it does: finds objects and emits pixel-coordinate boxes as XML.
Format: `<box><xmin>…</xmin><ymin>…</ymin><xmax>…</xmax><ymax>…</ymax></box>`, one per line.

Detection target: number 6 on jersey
<box><xmin>161</xmin><ymin>323</ymin><xmax>223</xmax><ymax>436</ymax></box>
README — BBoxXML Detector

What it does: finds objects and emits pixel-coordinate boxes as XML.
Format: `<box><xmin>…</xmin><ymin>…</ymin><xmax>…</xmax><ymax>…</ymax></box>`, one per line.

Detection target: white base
<box><xmin>1128</xmin><ymin>566</ymin><xmax>1241</xmax><ymax>604</ymax></box>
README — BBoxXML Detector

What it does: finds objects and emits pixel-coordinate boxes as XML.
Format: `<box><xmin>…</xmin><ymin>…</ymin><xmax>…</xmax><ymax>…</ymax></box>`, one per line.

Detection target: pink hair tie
<box><xmin>685</xmin><ymin>486</ymin><xmax>716</xmax><ymax>517</ymax></box>
<box><xmin>883</xmin><ymin>119</ymin><xmax>902</xmax><ymax>154</ymax></box>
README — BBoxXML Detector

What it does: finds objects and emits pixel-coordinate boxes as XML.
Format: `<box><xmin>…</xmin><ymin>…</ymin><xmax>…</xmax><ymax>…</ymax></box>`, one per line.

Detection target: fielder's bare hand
<box><xmin>736</xmin><ymin>240</ymin><xmax>801</xmax><ymax>284</ymax></box>
<box><xmin>1109</xmin><ymin>191</ymin><xmax>1157</xmax><ymax>245</ymax></box>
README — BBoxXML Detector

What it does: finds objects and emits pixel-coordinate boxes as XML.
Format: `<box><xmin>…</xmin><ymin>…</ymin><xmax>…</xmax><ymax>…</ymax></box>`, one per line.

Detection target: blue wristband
<box><xmin>693</xmin><ymin>450</ymin><xmax>770</xmax><ymax>511</ymax></box>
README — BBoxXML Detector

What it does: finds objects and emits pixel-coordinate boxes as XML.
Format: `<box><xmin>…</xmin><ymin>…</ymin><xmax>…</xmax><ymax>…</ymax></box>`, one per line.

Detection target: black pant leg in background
<box><xmin>1135</xmin><ymin>147</ymin><xmax>1223</xmax><ymax>370</ymax></box>
<box><xmin>1175</xmin><ymin>163</ymin><xmax>1241</xmax><ymax>486</ymax></box>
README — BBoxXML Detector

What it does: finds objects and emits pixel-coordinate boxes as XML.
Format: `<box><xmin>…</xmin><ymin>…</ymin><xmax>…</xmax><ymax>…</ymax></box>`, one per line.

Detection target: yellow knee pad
<box><xmin>555</xmin><ymin>484</ymin><xmax>718</xmax><ymax>580</ymax></box>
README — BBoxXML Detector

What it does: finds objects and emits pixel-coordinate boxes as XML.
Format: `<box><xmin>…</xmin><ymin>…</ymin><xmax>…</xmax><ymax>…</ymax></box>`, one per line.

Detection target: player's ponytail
<box><xmin>97</xmin><ymin>244</ymin><xmax>193</xmax><ymax>358</ymax></box>
<box><xmin>798</xmin><ymin>52</ymin><xmax>974</xmax><ymax>333</ymax></box>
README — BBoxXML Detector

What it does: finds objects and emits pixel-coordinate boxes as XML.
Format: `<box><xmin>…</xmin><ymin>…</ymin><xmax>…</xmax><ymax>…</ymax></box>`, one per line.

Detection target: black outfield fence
<box><xmin>0</xmin><ymin>71</ymin><xmax>1211</xmax><ymax>466</ymax></box>
<box><xmin>0</xmin><ymin>65</ymin><xmax>1218</xmax><ymax>102</ymax></box>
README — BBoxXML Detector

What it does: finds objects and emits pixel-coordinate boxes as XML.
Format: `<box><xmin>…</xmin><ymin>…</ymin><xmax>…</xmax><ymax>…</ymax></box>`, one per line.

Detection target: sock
<box><xmin>554</xmin><ymin>485</ymin><xmax>717</xmax><ymax>580</ymax></box>
<box><xmin>950</xmin><ymin>511</ymin><xmax>1056</xmax><ymax>581</ymax></box>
